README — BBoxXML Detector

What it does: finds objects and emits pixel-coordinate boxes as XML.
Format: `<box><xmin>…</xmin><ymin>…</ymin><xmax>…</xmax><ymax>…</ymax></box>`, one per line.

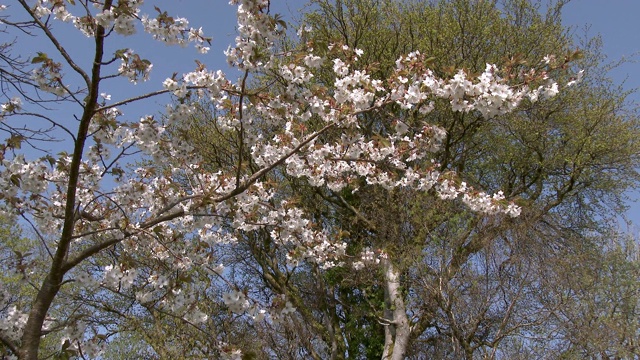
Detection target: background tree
<box><xmin>300</xmin><ymin>0</ymin><xmax>640</xmax><ymax>358</ymax></box>
<box><xmin>159</xmin><ymin>0</ymin><xmax>640</xmax><ymax>358</ymax></box>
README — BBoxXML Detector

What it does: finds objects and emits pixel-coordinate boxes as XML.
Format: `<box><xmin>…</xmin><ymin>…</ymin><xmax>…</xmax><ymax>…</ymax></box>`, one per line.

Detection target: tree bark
<box><xmin>381</xmin><ymin>258</ymin><xmax>411</xmax><ymax>360</ymax></box>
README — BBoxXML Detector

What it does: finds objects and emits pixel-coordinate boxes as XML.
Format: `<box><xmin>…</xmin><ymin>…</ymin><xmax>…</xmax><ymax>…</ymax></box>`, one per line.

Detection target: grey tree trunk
<box><xmin>381</xmin><ymin>259</ymin><xmax>411</xmax><ymax>360</ymax></box>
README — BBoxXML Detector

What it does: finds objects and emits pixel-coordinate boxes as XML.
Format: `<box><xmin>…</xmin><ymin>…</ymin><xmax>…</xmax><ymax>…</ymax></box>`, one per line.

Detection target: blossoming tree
<box><xmin>0</xmin><ymin>0</ymin><xmax>577</xmax><ymax>358</ymax></box>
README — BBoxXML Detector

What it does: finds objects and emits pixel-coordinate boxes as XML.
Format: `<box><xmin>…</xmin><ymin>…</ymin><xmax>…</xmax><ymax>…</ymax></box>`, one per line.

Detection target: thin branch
<box><xmin>98</xmin><ymin>142</ymin><xmax>138</xmax><ymax>177</ymax></box>
<box><xmin>19</xmin><ymin>213</ymin><xmax>53</xmax><ymax>260</ymax></box>
<box><xmin>14</xmin><ymin>112</ymin><xmax>76</xmax><ymax>140</ymax></box>
<box><xmin>62</xmin><ymin>236</ymin><xmax>122</xmax><ymax>272</ymax></box>
<box><xmin>69</xmin><ymin>226</ymin><xmax>121</xmax><ymax>240</ymax></box>
<box><xmin>235</xmin><ymin>69</ymin><xmax>250</xmax><ymax>189</ymax></box>
<box><xmin>335</xmin><ymin>192</ymin><xmax>377</xmax><ymax>231</ymax></box>
<box><xmin>17</xmin><ymin>0</ymin><xmax>91</xmax><ymax>88</ymax></box>
<box><xmin>95</xmin><ymin>85</ymin><xmax>207</xmax><ymax>112</ymax></box>
<box><xmin>0</xmin><ymin>332</ymin><xmax>18</xmax><ymax>356</ymax></box>
<box><xmin>95</xmin><ymin>89</ymin><xmax>172</xmax><ymax>112</ymax></box>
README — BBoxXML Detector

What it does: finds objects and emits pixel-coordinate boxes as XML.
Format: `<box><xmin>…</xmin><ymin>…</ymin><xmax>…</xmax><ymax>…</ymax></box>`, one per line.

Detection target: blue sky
<box><xmin>562</xmin><ymin>1</ymin><xmax>640</xmax><ymax>227</ymax></box>
<box><xmin>562</xmin><ymin>1</ymin><xmax>640</xmax><ymax>100</ymax></box>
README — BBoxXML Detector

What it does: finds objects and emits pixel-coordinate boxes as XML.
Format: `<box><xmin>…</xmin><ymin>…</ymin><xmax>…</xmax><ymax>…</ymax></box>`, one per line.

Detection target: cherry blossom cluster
<box><xmin>222</xmin><ymin>290</ymin><xmax>251</xmax><ymax>314</ymax></box>
<box><xmin>0</xmin><ymin>155</ymin><xmax>49</xmax><ymax>208</ymax></box>
<box><xmin>142</xmin><ymin>14</ymin><xmax>210</xmax><ymax>53</ymax></box>
<box><xmin>0</xmin><ymin>306</ymin><xmax>27</xmax><ymax>345</ymax></box>
<box><xmin>71</xmin><ymin>0</ymin><xmax>195</xmax><ymax>46</ymax></box>
<box><xmin>226</xmin><ymin>0</ymin><xmax>282</xmax><ymax>69</ymax></box>
<box><xmin>57</xmin><ymin>322</ymin><xmax>106</xmax><ymax>359</ymax></box>
<box><xmin>101</xmin><ymin>264</ymin><xmax>137</xmax><ymax>290</ymax></box>
<box><xmin>240</xmin><ymin>44</ymin><xmax>565</xmax><ymax>216</ymax></box>
<box><xmin>222</xmin><ymin>290</ymin><xmax>295</xmax><ymax>326</ymax></box>
<box><xmin>390</xmin><ymin>51</ymin><xmax>563</xmax><ymax>117</ymax></box>
<box><xmin>117</xmin><ymin>50</ymin><xmax>153</xmax><ymax>83</ymax></box>
<box><xmin>1</xmin><ymin>97</ymin><xmax>22</xmax><ymax>114</ymax></box>
<box><xmin>353</xmin><ymin>247</ymin><xmax>387</xmax><ymax>270</ymax></box>
<box><xmin>31</xmin><ymin>59</ymin><xmax>66</xmax><ymax>96</ymax></box>
<box><xmin>31</xmin><ymin>0</ymin><xmax>210</xmax><ymax>51</ymax></box>
<box><xmin>461</xmin><ymin>189</ymin><xmax>522</xmax><ymax>217</ymax></box>
<box><xmin>162</xmin><ymin>67</ymin><xmax>229</xmax><ymax>105</ymax></box>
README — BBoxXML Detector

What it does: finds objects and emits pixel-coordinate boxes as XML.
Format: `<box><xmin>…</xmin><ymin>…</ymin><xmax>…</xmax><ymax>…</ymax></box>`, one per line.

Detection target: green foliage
<box><xmin>0</xmin><ymin>213</ymin><xmax>64</xmax><ymax>357</ymax></box>
<box><xmin>292</xmin><ymin>0</ymin><xmax>640</xmax><ymax>357</ymax></box>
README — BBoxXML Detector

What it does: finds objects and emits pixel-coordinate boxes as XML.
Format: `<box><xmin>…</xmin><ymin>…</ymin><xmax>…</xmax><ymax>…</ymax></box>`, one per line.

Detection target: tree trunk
<box><xmin>15</xmin><ymin>0</ymin><xmax>111</xmax><ymax>356</ymax></box>
<box><xmin>381</xmin><ymin>259</ymin><xmax>411</xmax><ymax>360</ymax></box>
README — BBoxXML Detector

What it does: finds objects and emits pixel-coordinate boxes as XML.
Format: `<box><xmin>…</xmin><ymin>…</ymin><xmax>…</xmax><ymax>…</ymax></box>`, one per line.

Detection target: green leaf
<box><xmin>44</xmin><ymin>155</ymin><xmax>56</xmax><ymax>166</ymax></box>
<box><xmin>31</xmin><ymin>52</ymin><xmax>48</xmax><ymax>64</ymax></box>
<box><xmin>61</xmin><ymin>339</ymin><xmax>71</xmax><ymax>351</ymax></box>
<box><xmin>9</xmin><ymin>174</ymin><xmax>21</xmax><ymax>187</ymax></box>
<box><xmin>114</xmin><ymin>48</ymin><xmax>129</xmax><ymax>59</ymax></box>
<box><xmin>6</xmin><ymin>134</ymin><xmax>24</xmax><ymax>149</ymax></box>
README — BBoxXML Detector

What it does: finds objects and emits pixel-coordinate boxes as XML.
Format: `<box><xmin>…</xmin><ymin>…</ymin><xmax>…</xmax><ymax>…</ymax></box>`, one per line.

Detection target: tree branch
<box><xmin>17</xmin><ymin>0</ymin><xmax>91</xmax><ymax>88</ymax></box>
